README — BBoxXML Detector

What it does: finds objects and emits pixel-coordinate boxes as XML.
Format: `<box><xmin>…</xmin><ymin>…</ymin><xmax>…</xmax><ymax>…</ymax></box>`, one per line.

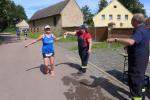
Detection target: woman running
<box><xmin>25</xmin><ymin>25</ymin><xmax>63</xmax><ymax>76</ymax></box>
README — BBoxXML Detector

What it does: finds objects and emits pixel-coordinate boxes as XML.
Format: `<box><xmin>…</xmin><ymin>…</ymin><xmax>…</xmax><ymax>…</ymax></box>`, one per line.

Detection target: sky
<box><xmin>12</xmin><ymin>0</ymin><xmax>150</xmax><ymax>19</ymax></box>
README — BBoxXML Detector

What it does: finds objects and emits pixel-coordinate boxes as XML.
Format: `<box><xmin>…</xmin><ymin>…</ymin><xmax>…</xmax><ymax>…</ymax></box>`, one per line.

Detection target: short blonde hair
<box><xmin>132</xmin><ymin>13</ymin><xmax>145</xmax><ymax>24</ymax></box>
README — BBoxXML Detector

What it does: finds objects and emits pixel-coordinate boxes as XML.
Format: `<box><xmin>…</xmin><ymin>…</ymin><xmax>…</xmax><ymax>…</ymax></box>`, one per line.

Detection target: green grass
<box><xmin>57</xmin><ymin>36</ymin><xmax>77</xmax><ymax>42</ymax></box>
<box><xmin>3</xmin><ymin>27</ymin><xmax>16</xmax><ymax>34</ymax></box>
<box><xmin>93</xmin><ymin>42</ymin><xmax>122</xmax><ymax>49</ymax></box>
<box><xmin>3</xmin><ymin>27</ymin><xmax>41</xmax><ymax>39</ymax></box>
<box><xmin>70</xmin><ymin>42</ymin><xmax>123</xmax><ymax>51</ymax></box>
<box><xmin>27</xmin><ymin>32</ymin><xmax>41</xmax><ymax>39</ymax></box>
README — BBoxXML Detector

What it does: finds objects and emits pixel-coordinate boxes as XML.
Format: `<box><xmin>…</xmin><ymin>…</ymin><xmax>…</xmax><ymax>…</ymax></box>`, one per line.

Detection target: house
<box><xmin>29</xmin><ymin>0</ymin><xmax>83</xmax><ymax>34</ymax></box>
<box><xmin>16</xmin><ymin>20</ymin><xmax>29</xmax><ymax>29</ymax></box>
<box><xmin>93</xmin><ymin>0</ymin><xmax>133</xmax><ymax>28</ymax></box>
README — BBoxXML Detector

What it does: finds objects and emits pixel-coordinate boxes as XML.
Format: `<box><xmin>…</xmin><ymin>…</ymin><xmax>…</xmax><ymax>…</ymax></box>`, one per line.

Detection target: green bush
<box><xmin>3</xmin><ymin>27</ymin><xmax>16</xmax><ymax>34</ymax></box>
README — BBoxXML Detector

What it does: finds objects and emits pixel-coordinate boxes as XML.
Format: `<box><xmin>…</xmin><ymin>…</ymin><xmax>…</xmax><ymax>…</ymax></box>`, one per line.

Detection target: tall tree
<box><xmin>0</xmin><ymin>0</ymin><xmax>27</xmax><ymax>31</ymax></box>
<box><xmin>81</xmin><ymin>5</ymin><xmax>94</xmax><ymax>26</ymax></box>
<box><xmin>98</xmin><ymin>0</ymin><xmax>108</xmax><ymax>13</ymax></box>
<box><xmin>118</xmin><ymin>0</ymin><xmax>146</xmax><ymax>16</ymax></box>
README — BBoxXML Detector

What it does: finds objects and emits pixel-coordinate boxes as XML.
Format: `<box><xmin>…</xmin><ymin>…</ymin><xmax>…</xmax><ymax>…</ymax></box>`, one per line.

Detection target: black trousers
<box><xmin>128</xmin><ymin>62</ymin><xmax>147</xmax><ymax>99</ymax></box>
<box><xmin>78</xmin><ymin>47</ymin><xmax>89</xmax><ymax>67</ymax></box>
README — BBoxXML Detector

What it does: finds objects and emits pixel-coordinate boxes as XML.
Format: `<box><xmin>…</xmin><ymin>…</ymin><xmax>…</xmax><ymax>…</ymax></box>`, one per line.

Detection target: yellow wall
<box><xmin>93</xmin><ymin>0</ymin><xmax>133</xmax><ymax>28</ymax></box>
<box><xmin>61</xmin><ymin>0</ymin><xmax>83</xmax><ymax>27</ymax></box>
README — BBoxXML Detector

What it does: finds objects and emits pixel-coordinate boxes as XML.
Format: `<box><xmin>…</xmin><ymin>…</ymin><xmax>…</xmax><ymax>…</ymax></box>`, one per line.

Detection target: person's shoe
<box><xmin>82</xmin><ymin>68</ymin><xmax>87</xmax><ymax>73</ymax></box>
<box><xmin>77</xmin><ymin>68</ymin><xmax>86</xmax><ymax>74</ymax></box>
<box><xmin>44</xmin><ymin>67</ymin><xmax>49</xmax><ymax>74</ymax></box>
<box><xmin>50</xmin><ymin>70</ymin><xmax>55</xmax><ymax>77</ymax></box>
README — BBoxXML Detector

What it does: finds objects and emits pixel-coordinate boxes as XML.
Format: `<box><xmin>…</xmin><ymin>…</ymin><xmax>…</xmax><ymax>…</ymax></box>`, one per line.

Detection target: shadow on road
<box><xmin>107</xmin><ymin>69</ymin><xmax>150</xmax><ymax>99</ymax></box>
<box><xmin>0</xmin><ymin>33</ymin><xmax>20</xmax><ymax>45</ymax></box>
<box><xmin>106</xmin><ymin>69</ymin><xmax>123</xmax><ymax>82</ymax></box>
<box><xmin>80</xmin><ymin>76</ymin><xmax>130</xmax><ymax>100</ymax></box>
<box><xmin>55</xmin><ymin>62</ymin><xmax>81</xmax><ymax>71</ymax></box>
<box><xmin>26</xmin><ymin>64</ymin><xmax>47</xmax><ymax>75</ymax></box>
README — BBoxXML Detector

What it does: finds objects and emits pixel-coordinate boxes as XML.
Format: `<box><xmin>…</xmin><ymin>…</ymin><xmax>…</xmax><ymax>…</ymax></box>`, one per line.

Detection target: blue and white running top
<box><xmin>42</xmin><ymin>33</ymin><xmax>54</xmax><ymax>54</ymax></box>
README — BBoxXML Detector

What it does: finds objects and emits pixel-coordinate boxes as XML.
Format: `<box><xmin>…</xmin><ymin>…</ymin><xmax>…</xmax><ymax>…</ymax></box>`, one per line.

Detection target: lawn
<box><xmin>3</xmin><ymin>27</ymin><xmax>41</xmax><ymax>39</ymax></box>
<box><xmin>57</xmin><ymin>35</ymin><xmax>77</xmax><ymax>42</ymax></box>
<box><xmin>69</xmin><ymin>42</ymin><xmax>123</xmax><ymax>51</ymax></box>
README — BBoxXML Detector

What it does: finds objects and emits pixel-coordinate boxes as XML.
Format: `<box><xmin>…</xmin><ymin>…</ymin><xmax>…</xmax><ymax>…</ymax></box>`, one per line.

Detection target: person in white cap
<box><xmin>25</xmin><ymin>25</ymin><xmax>64</xmax><ymax>76</ymax></box>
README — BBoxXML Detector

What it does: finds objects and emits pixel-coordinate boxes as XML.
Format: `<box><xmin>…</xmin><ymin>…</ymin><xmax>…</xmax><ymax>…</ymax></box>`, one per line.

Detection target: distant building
<box><xmin>29</xmin><ymin>0</ymin><xmax>83</xmax><ymax>33</ymax></box>
<box><xmin>16</xmin><ymin>20</ymin><xmax>29</xmax><ymax>29</ymax></box>
<box><xmin>93</xmin><ymin>0</ymin><xmax>133</xmax><ymax>28</ymax></box>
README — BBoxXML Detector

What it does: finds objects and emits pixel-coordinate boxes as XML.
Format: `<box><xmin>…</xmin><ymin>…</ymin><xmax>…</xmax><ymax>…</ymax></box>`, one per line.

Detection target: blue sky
<box><xmin>12</xmin><ymin>0</ymin><xmax>150</xmax><ymax>19</ymax></box>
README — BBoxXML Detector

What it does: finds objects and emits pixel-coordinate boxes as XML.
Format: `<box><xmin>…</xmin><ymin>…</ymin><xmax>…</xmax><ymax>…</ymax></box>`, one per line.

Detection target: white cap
<box><xmin>44</xmin><ymin>25</ymin><xmax>51</xmax><ymax>29</ymax></box>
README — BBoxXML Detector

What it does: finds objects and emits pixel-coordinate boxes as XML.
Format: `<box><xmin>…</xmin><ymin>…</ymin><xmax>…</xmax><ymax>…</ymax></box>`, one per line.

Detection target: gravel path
<box><xmin>56</xmin><ymin>42</ymin><xmax>150</xmax><ymax>81</ymax></box>
<box><xmin>0</xmin><ymin>33</ymin><xmax>133</xmax><ymax>100</ymax></box>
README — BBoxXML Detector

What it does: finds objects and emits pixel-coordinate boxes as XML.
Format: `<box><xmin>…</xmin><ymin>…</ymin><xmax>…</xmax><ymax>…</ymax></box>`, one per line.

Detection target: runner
<box><xmin>25</xmin><ymin>25</ymin><xmax>63</xmax><ymax>76</ymax></box>
<box><xmin>64</xmin><ymin>25</ymin><xmax>92</xmax><ymax>74</ymax></box>
<box><xmin>23</xmin><ymin>28</ymin><xmax>28</xmax><ymax>40</ymax></box>
<box><xmin>16</xmin><ymin>28</ymin><xmax>21</xmax><ymax>40</ymax></box>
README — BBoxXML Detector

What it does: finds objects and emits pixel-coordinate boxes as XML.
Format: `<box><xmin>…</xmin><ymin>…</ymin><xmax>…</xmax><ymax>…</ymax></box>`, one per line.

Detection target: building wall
<box><xmin>93</xmin><ymin>0</ymin><xmax>133</xmax><ymax>28</ymax></box>
<box><xmin>29</xmin><ymin>15</ymin><xmax>63</xmax><ymax>34</ymax></box>
<box><xmin>88</xmin><ymin>27</ymin><xmax>133</xmax><ymax>41</ymax></box>
<box><xmin>61</xmin><ymin>0</ymin><xmax>83</xmax><ymax>27</ymax></box>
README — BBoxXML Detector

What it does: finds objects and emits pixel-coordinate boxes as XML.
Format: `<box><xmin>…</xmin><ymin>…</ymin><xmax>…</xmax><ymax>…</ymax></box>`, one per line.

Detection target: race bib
<box><xmin>45</xmin><ymin>53</ymin><xmax>53</xmax><ymax>56</ymax></box>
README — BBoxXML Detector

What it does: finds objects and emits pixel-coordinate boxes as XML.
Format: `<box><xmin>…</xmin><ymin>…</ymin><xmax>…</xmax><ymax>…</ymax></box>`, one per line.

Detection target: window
<box><xmin>101</xmin><ymin>15</ymin><xmax>105</xmax><ymax>20</ymax></box>
<box><xmin>117</xmin><ymin>15</ymin><xmax>121</xmax><ymax>20</ymax></box>
<box><xmin>109</xmin><ymin>15</ymin><xmax>113</xmax><ymax>20</ymax></box>
<box><xmin>53</xmin><ymin>16</ymin><xmax>57</xmax><ymax>26</ymax></box>
<box><xmin>125</xmin><ymin>15</ymin><xmax>128</xmax><ymax>20</ymax></box>
<box><xmin>114</xmin><ymin>5</ymin><xmax>117</xmax><ymax>8</ymax></box>
<box><xmin>120</xmin><ymin>23</ymin><xmax>123</xmax><ymax>27</ymax></box>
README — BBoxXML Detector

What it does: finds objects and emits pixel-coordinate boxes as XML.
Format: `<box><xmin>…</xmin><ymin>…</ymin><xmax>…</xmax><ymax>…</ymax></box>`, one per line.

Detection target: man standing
<box><xmin>107</xmin><ymin>13</ymin><xmax>150</xmax><ymax>100</ymax></box>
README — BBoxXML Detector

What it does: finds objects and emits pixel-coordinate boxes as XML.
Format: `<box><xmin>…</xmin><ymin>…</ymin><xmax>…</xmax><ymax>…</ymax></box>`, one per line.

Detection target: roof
<box><xmin>30</xmin><ymin>0</ymin><xmax>69</xmax><ymax>21</ymax></box>
<box><xmin>16</xmin><ymin>20</ymin><xmax>29</xmax><ymax>29</ymax></box>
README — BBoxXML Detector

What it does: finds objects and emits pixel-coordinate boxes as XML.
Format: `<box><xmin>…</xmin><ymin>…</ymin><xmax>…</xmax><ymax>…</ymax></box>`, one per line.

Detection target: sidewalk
<box><xmin>0</xmin><ymin>33</ymin><xmax>147</xmax><ymax>100</ymax></box>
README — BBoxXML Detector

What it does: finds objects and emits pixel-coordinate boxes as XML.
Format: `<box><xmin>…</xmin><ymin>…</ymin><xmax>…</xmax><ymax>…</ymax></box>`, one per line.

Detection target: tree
<box><xmin>98</xmin><ymin>0</ymin><xmax>108</xmax><ymax>13</ymax></box>
<box><xmin>0</xmin><ymin>0</ymin><xmax>27</xmax><ymax>31</ymax></box>
<box><xmin>118</xmin><ymin>0</ymin><xmax>146</xmax><ymax>16</ymax></box>
<box><xmin>81</xmin><ymin>5</ymin><xmax>94</xmax><ymax>26</ymax></box>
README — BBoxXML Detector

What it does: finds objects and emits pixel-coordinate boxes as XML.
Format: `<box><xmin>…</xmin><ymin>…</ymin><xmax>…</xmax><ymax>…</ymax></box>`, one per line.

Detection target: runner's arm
<box><xmin>53</xmin><ymin>35</ymin><xmax>64</xmax><ymax>41</ymax></box>
<box><xmin>25</xmin><ymin>34</ymin><xmax>43</xmax><ymax>47</ymax></box>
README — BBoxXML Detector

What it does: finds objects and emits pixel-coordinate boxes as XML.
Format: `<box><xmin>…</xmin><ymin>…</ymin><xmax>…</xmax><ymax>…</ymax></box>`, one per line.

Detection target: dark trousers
<box><xmin>78</xmin><ymin>47</ymin><xmax>89</xmax><ymax>70</ymax></box>
<box><xmin>128</xmin><ymin>63</ymin><xmax>147</xmax><ymax>99</ymax></box>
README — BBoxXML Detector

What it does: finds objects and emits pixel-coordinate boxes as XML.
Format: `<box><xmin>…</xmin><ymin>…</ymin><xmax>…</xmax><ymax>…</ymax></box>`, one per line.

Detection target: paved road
<box><xmin>0</xmin><ymin>33</ymin><xmax>149</xmax><ymax>100</ymax></box>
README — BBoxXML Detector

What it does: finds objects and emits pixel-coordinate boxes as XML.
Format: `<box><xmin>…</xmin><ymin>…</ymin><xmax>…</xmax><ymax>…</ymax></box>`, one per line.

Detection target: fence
<box><xmin>88</xmin><ymin>27</ymin><xmax>133</xmax><ymax>41</ymax></box>
<box><xmin>30</xmin><ymin>26</ymin><xmax>149</xmax><ymax>42</ymax></box>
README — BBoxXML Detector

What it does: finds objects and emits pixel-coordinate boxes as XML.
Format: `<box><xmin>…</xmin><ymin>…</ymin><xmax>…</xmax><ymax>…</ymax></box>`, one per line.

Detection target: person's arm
<box><xmin>107</xmin><ymin>38</ymin><xmax>135</xmax><ymax>46</ymax></box>
<box><xmin>64</xmin><ymin>31</ymin><xmax>77</xmax><ymax>36</ymax></box>
<box><xmin>53</xmin><ymin>34</ymin><xmax>64</xmax><ymax>41</ymax></box>
<box><xmin>88</xmin><ymin>39</ymin><xmax>92</xmax><ymax>53</ymax></box>
<box><xmin>25</xmin><ymin>34</ymin><xmax>43</xmax><ymax>48</ymax></box>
